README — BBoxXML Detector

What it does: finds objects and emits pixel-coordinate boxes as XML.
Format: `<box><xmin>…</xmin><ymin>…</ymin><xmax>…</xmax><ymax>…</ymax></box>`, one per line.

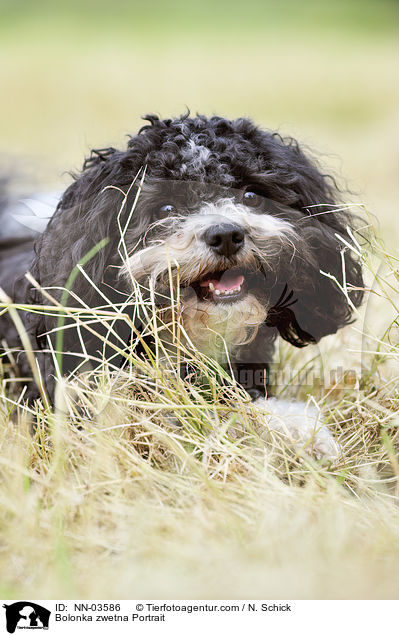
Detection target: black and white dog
<box><xmin>0</xmin><ymin>114</ymin><xmax>364</xmax><ymax>457</ymax></box>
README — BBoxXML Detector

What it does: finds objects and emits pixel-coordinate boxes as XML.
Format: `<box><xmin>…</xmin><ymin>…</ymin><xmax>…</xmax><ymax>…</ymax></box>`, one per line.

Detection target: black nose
<box><xmin>203</xmin><ymin>223</ymin><xmax>245</xmax><ymax>257</ymax></box>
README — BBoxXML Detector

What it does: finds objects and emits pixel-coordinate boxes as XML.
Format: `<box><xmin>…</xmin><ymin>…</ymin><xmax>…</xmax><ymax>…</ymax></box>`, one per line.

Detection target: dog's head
<box><xmin>32</xmin><ymin>114</ymin><xmax>364</xmax><ymax>360</ymax></box>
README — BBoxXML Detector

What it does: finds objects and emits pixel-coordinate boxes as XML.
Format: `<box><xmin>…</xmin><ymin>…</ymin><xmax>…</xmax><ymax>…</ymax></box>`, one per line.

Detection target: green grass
<box><xmin>1</xmin><ymin>0</ymin><xmax>398</xmax><ymax>36</ymax></box>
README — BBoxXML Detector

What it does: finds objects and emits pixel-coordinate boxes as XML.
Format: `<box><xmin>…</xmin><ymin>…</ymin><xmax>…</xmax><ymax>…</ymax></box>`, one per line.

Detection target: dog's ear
<box><xmin>296</xmin><ymin>220</ymin><xmax>364</xmax><ymax>343</ymax></box>
<box><xmin>30</xmin><ymin>146</ymin><xmax>142</xmax><ymax>305</ymax></box>
<box><xmin>266</xmin><ymin>224</ymin><xmax>364</xmax><ymax>345</ymax></box>
<box><xmin>254</xmin><ymin>131</ymin><xmax>365</xmax><ymax>345</ymax></box>
<box><xmin>27</xmin><ymin>146</ymin><xmax>146</xmax><ymax>381</ymax></box>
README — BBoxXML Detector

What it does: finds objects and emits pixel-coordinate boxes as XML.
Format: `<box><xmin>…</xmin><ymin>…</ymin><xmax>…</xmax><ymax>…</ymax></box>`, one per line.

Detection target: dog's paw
<box><xmin>251</xmin><ymin>397</ymin><xmax>341</xmax><ymax>461</ymax></box>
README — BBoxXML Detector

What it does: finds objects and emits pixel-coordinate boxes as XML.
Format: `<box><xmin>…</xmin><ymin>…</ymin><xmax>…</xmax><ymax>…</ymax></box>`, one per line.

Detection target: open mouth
<box><xmin>191</xmin><ymin>268</ymin><xmax>248</xmax><ymax>303</ymax></box>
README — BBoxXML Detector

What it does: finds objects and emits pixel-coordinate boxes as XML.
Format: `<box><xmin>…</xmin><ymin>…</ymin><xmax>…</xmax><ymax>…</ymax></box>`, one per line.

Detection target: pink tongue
<box><xmin>200</xmin><ymin>272</ymin><xmax>244</xmax><ymax>291</ymax></box>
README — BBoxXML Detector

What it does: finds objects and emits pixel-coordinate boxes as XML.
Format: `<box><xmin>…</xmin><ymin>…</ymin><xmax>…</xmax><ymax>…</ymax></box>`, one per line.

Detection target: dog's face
<box><xmin>34</xmin><ymin>114</ymin><xmax>364</xmax><ymax>363</ymax></box>
<box><xmin>122</xmin><ymin>179</ymin><xmax>309</xmax><ymax>355</ymax></box>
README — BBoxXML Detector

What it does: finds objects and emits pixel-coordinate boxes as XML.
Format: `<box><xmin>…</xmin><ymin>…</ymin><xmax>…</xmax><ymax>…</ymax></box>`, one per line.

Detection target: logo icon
<box><xmin>2</xmin><ymin>602</ymin><xmax>51</xmax><ymax>633</ymax></box>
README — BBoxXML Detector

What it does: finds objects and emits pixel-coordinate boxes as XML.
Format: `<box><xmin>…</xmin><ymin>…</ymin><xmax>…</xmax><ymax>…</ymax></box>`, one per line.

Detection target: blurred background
<box><xmin>0</xmin><ymin>0</ymin><xmax>398</xmax><ymax>243</ymax></box>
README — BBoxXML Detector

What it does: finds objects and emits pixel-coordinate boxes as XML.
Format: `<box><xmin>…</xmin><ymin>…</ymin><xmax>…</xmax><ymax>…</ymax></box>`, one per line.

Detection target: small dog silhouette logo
<box><xmin>2</xmin><ymin>602</ymin><xmax>50</xmax><ymax>633</ymax></box>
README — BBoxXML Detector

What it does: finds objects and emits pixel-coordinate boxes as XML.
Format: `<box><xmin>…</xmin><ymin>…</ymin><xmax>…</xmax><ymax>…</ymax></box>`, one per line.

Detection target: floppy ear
<box><xmin>256</xmin><ymin>132</ymin><xmax>364</xmax><ymax>345</ymax></box>
<box><xmin>30</xmin><ymin>147</ymin><xmax>137</xmax><ymax>305</ymax></box>
<box><xmin>266</xmin><ymin>224</ymin><xmax>364</xmax><ymax>345</ymax></box>
<box><xmin>293</xmin><ymin>220</ymin><xmax>364</xmax><ymax>343</ymax></box>
<box><xmin>27</xmin><ymin>146</ymin><xmax>145</xmax><ymax>380</ymax></box>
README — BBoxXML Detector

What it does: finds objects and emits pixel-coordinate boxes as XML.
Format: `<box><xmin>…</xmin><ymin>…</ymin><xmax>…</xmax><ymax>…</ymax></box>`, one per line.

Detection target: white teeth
<box><xmin>212</xmin><ymin>285</ymin><xmax>242</xmax><ymax>297</ymax></box>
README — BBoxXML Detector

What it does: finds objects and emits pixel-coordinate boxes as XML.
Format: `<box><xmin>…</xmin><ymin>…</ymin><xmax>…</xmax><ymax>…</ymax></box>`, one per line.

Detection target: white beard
<box><xmin>178</xmin><ymin>290</ymin><xmax>267</xmax><ymax>364</ymax></box>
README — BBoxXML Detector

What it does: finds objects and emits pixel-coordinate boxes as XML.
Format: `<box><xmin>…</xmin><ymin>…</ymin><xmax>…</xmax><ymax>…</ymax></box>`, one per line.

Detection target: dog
<box><xmin>0</xmin><ymin>114</ymin><xmax>364</xmax><ymax>458</ymax></box>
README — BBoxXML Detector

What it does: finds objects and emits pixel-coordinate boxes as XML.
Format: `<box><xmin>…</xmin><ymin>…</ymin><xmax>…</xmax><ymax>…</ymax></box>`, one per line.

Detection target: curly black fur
<box><xmin>0</xmin><ymin>113</ymin><xmax>364</xmax><ymax>403</ymax></box>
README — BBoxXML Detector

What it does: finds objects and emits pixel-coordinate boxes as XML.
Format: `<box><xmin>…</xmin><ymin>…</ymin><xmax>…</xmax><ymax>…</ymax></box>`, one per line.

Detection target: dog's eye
<box><xmin>242</xmin><ymin>190</ymin><xmax>263</xmax><ymax>209</ymax></box>
<box><xmin>158</xmin><ymin>204</ymin><xmax>176</xmax><ymax>219</ymax></box>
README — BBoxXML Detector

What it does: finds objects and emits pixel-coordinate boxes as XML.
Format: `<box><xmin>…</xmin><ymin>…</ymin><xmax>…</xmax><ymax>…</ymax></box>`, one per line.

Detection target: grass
<box><xmin>1</xmin><ymin>202</ymin><xmax>399</xmax><ymax>599</ymax></box>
